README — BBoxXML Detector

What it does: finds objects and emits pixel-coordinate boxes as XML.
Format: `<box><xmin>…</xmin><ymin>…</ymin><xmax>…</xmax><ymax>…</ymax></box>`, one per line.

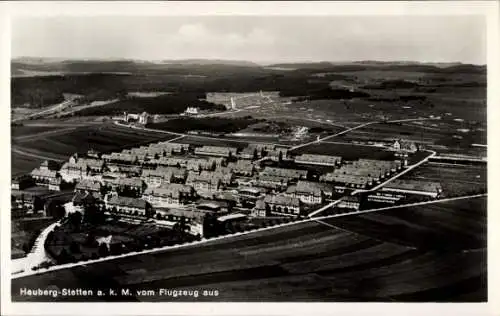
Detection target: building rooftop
<box><xmin>287</xmin><ymin>180</ymin><xmax>322</xmax><ymax>196</ymax></box>
<box><xmin>261</xmin><ymin>167</ymin><xmax>308</xmax><ymax>179</ymax></box>
<box><xmin>107</xmin><ymin>195</ymin><xmax>149</xmax><ymax>209</ymax></box>
<box><xmin>75</xmin><ymin>179</ymin><xmax>102</xmax><ymax>191</ymax></box>
<box><xmin>103</xmin><ymin>177</ymin><xmax>144</xmax><ymax>188</ymax></box>
<box><xmin>294</xmin><ymin>154</ymin><xmax>342</xmax><ymax>164</ymax></box>
<box><xmin>264</xmin><ymin>195</ymin><xmax>300</xmax><ymax>207</ymax></box>
<box><xmin>31</xmin><ymin>168</ymin><xmax>58</xmax><ymax>178</ymax></box>
<box><xmin>217</xmin><ymin>213</ymin><xmax>247</xmax><ymax>222</ymax></box>
<box><xmin>384</xmin><ymin>179</ymin><xmax>442</xmax><ymax>193</ymax></box>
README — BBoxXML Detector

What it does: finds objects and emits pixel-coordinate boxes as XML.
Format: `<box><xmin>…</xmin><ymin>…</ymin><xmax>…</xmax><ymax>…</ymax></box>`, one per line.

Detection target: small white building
<box><xmin>185</xmin><ymin>107</ymin><xmax>199</xmax><ymax>115</ymax></box>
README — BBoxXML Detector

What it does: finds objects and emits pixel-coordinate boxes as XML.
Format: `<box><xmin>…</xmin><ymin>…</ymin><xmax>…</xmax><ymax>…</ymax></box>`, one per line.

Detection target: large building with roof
<box><xmin>102</xmin><ymin>177</ymin><xmax>145</xmax><ymax>195</ymax></box>
<box><xmin>186</xmin><ymin>170</ymin><xmax>231</xmax><ymax>193</ymax></box>
<box><xmin>30</xmin><ymin>160</ymin><xmax>60</xmax><ymax>186</ymax></box>
<box><xmin>75</xmin><ymin>179</ymin><xmax>102</xmax><ymax>194</ymax></box>
<box><xmin>251</xmin><ymin>199</ymin><xmax>268</xmax><ymax>217</ymax></box>
<box><xmin>285</xmin><ymin>180</ymin><xmax>324</xmax><ymax>204</ymax></box>
<box><xmin>142</xmin><ymin>183</ymin><xmax>195</xmax><ymax>207</ymax></box>
<box><xmin>252</xmin><ymin>175</ymin><xmax>289</xmax><ymax>191</ymax></box>
<box><xmin>194</xmin><ymin>146</ymin><xmax>238</xmax><ymax>158</ymax></box>
<box><xmin>264</xmin><ymin>194</ymin><xmax>301</xmax><ymax>216</ymax></box>
<box><xmin>261</xmin><ymin>167</ymin><xmax>308</xmax><ymax>181</ymax></box>
<box><xmin>381</xmin><ymin>179</ymin><xmax>442</xmax><ymax>198</ymax></box>
<box><xmin>226</xmin><ymin>160</ymin><xmax>254</xmax><ymax>176</ymax></box>
<box><xmin>320</xmin><ymin>159</ymin><xmax>402</xmax><ymax>189</ymax></box>
<box><xmin>294</xmin><ymin>154</ymin><xmax>342</xmax><ymax>166</ymax></box>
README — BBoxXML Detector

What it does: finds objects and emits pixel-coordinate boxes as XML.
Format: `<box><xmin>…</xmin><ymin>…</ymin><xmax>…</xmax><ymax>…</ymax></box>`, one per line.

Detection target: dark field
<box><xmin>12</xmin><ymin>196</ymin><xmax>486</xmax><ymax>302</ymax></box>
<box><xmin>11</xmin><ymin>125</ymin><xmax>62</xmax><ymax>138</ymax></box>
<box><xmin>173</xmin><ymin>136</ymin><xmax>252</xmax><ymax>149</ymax></box>
<box><xmin>340</xmin><ymin>120</ymin><xmax>486</xmax><ymax>153</ymax></box>
<box><xmin>11</xmin><ymin>152</ymin><xmax>53</xmax><ymax>177</ymax></box>
<box><xmin>12</xmin><ymin>217</ymin><xmax>56</xmax><ymax>259</ymax></box>
<box><xmin>293</xmin><ymin>142</ymin><xmax>395</xmax><ymax>161</ymax></box>
<box><xmin>12</xmin><ymin>123</ymin><xmax>179</xmax><ymax>175</ymax></box>
<box><xmin>398</xmin><ymin>162</ymin><xmax>487</xmax><ymax>197</ymax></box>
<box><xmin>323</xmin><ymin>196</ymin><xmax>486</xmax><ymax>250</ymax></box>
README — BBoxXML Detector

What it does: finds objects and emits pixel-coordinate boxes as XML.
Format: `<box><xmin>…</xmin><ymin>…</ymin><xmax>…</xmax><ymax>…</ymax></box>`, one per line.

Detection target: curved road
<box><xmin>11</xmin><ymin>222</ymin><xmax>59</xmax><ymax>275</ymax></box>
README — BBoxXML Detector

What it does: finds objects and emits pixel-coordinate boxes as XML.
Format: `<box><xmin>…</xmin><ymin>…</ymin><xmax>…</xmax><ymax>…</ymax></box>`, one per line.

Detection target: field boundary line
<box><xmin>114</xmin><ymin>121</ymin><xmax>289</xmax><ymax>147</ymax></box>
<box><xmin>314</xmin><ymin>193</ymin><xmax>487</xmax><ymax>221</ymax></box>
<box><xmin>11</xmin><ymin>193</ymin><xmax>486</xmax><ymax>279</ymax></box>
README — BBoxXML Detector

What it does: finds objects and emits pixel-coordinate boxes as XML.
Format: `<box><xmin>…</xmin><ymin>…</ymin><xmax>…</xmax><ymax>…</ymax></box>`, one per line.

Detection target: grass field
<box><xmin>341</xmin><ymin>120</ymin><xmax>485</xmax><ymax>145</ymax></box>
<box><xmin>398</xmin><ymin>162</ymin><xmax>487</xmax><ymax>197</ymax></box>
<box><xmin>12</xmin><ymin>197</ymin><xmax>486</xmax><ymax>302</ymax></box>
<box><xmin>173</xmin><ymin>136</ymin><xmax>251</xmax><ymax>149</ymax></box>
<box><xmin>11</xmin><ymin>125</ymin><xmax>63</xmax><ymax>138</ymax></box>
<box><xmin>325</xmin><ymin>196</ymin><xmax>486</xmax><ymax>250</ymax></box>
<box><xmin>293</xmin><ymin>142</ymin><xmax>395</xmax><ymax>161</ymax></box>
<box><xmin>12</xmin><ymin>123</ymin><xmax>179</xmax><ymax>175</ymax></box>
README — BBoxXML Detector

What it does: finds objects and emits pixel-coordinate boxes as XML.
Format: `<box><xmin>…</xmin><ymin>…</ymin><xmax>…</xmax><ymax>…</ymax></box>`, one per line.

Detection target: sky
<box><xmin>11</xmin><ymin>16</ymin><xmax>486</xmax><ymax>65</ymax></box>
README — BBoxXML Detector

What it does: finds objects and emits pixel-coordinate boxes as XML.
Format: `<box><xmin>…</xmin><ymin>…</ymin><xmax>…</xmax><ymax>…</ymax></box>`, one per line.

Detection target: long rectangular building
<box><xmin>381</xmin><ymin>179</ymin><xmax>442</xmax><ymax>197</ymax></box>
<box><xmin>142</xmin><ymin>183</ymin><xmax>194</xmax><ymax>207</ymax></box>
<box><xmin>294</xmin><ymin>154</ymin><xmax>342</xmax><ymax>166</ymax></box>
<box><xmin>194</xmin><ymin>146</ymin><xmax>238</xmax><ymax>158</ymax></box>
<box><xmin>261</xmin><ymin>167</ymin><xmax>308</xmax><ymax>180</ymax></box>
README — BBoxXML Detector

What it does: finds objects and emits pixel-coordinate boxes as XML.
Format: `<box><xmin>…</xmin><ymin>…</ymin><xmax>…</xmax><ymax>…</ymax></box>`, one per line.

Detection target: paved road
<box><xmin>12</xmin><ymin>222</ymin><xmax>59</xmax><ymax>275</ymax></box>
<box><xmin>12</xmin><ymin>99</ymin><xmax>120</xmax><ymax>123</ymax></box>
<box><xmin>352</xmin><ymin>150</ymin><xmax>437</xmax><ymax>195</ymax></box>
<box><xmin>315</xmin><ymin>193</ymin><xmax>487</xmax><ymax>221</ymax></box>
<box><xmin>113</xmin><ymin>121</ymin><xmax>286</xmax><ymax>147</ymax></box>
<box><xmin>12</xmin><ymin>100</ymin><xmax>73</xmax><ymax>123</ymax></box>
<box><xmin>11</xmin><ymin>194</ymin><xmax>486</xmax><ymax>302</ymax></box>
<box><xmin>307</xmin><ymin>199</ymin><xmax>343</xmax><ymax>217</ymax></box>
<box><xmin>11</xmin><ymin>192</ymin><xmax>485</xmax><ymax>279</ymax></box>
<box><xmin>290</xmin><ymin>117</ymin><xmax>439</xmax><ymax>152</ymax></box>
<box><xmin>289</xmin><ymin>121</ymin><xmax>377</xmax><ymax>151</ymax></box>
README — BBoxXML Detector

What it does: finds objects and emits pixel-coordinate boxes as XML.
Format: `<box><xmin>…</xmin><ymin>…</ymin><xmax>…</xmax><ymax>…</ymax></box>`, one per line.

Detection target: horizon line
<box><xmin>11</xmin><ymin>56</ymin><xmax>486</xmax><ymax>67</ymax></box>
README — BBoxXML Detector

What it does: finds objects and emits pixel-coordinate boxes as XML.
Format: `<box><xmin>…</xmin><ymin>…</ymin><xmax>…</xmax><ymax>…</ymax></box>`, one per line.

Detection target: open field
<box><xmin>398</xmin><ymin>162</ymin><xmax>487</xmax><ymax>197</ymax></box>
<box><xmin>12</xmin><ymin>199</ymin><xmax>486</xmax><ymax>302</ymax></box>
<box><xmin>173</xmin><ymin>136</ymin><xmax>257</xmax><ymax>149</ymax></box>
<box><xmin>292</xmin><ymin>142</ymin><xmax>395</xmax><ymax>160</ymax></box>
<box><xmin>324</xmin><ymin>196</ymin><xmax>486</xmax><ymax>250</ymax></box>
<box><xmin>11</xmin><ymin>125</ymin><xmax>62</xmax><ymax>138</ymax></box>
<box><xmin>339</xmin><ymin>120</ymin><xmax>486</xmax><ymax>154</ymax></box>
<box><xmin>12</xmin><ymin>123</ymin><xmax>179</xmax><ymax>175</ymax></box>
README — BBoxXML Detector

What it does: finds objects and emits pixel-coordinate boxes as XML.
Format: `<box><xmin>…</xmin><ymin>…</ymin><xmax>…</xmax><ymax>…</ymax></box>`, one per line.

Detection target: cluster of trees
<box><xmin>202</xmin><ymin>213</ymin><xmax>296</xmax><ymax>239</ymax></box>
<box><xmin>362</xmin><ymin>80</ymin><xmax>420</xmax><ymax>90</ymax></box>
<box><xmin>283</xmin><ymin>87</ymin><xmax>370</xmax><ymax>100</ymax></box>
<box><xmin>76</xmin><ymin>94</ymin><xmax>226</xmax><ymax>116</ymax></box>
<box><xmin>12</xmin><ymin>74</ymin><xmax>129</xmax><ymax>108</ymax></box>
<box><xmin>147</xmin><ymin>116</ymin><xmax>262</xmax><ymax>133</ymax></box>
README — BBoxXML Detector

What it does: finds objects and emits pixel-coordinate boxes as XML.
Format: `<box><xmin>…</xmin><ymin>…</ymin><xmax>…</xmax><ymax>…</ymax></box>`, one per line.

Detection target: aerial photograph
<box><xmin>9</xmin><ymin>15</ymin><xmax>487</xmax><ymax>302</ymax></box>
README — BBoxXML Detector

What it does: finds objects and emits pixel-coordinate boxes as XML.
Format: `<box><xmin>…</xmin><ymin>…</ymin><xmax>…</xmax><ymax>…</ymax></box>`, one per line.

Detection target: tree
<box><xmin>85</xmin><ymin>232</ymin><xmax>98</xmax><ymax>247</ymax></box>
<box><xmin>202</xmin><ymin>213</ymin><xmax>221</xmax><ymax>238</ymax></box>
<box><xmin>224</xmin><ymin>221</ymin><xmax>234</xmax><ymax>233</ymax></box>
<box><xmin>46</xmin><ymin>200</ymin><xmax>66</xmax><ymax>219</ymax></box>
<box><xmin>46</xmin><ymin>231</ymin><xmax>55</xmax><ymax>245</ymax></box>
<box><xmin>178</xmin><ymin>216</ymin><xmax>188</xmax><ymax>232</ymax></box>
<box><xmin>68</xmin><ymin>211</ymin><xmax>83</xmax><ymax>231</ymax></box>
<box><xmin>69</xmin><ymin>241</ymin><xmax>81</xmax><ymax>254</ymax></box>
<box><xmin>98</xmin><ymin>243</ymin><xmax>109</xmax><ymax>257</ymax></box>
<box><xmin>58</xmin><ymin>248</ymin><xmax>72</xmax><ymax>264</ymax></box>
<box><xmin>83</xmin><ymin>203</ymin><xmax>104</xmax><ymax>225</ymax></box>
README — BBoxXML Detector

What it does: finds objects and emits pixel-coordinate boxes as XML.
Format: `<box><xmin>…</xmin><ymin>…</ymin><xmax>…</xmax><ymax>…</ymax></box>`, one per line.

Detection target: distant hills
<box><xmin>11</xmin><ymin>57</ymin><xmax>485</xmax><ymax>78</ymax></box>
